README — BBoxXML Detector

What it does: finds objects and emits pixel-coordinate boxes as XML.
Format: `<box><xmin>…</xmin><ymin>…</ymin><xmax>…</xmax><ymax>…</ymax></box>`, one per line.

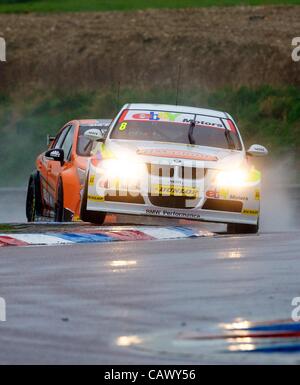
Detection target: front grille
<box><xmin>147</xmin><ymin>164</ymin><xmax>206</xmax><ymax>181</ymax></box>
<box><xmin>202</xmin><ymin>199</ymin><xmax>243</xmax><ymax>213</ymax></box>
<box><xmin>105</xmin><ymin>194</ymin><xmax>145</xmax><ymax>204</ymax></box>
<box><xmin>147</xmin><ymin>164</ymin><xmax>175</xmax><ymax>178</ymax></box>
<box><xmin>148</xmin><ymin>195</ymin><xmax>200</xmax><ymax>209</ymax></box>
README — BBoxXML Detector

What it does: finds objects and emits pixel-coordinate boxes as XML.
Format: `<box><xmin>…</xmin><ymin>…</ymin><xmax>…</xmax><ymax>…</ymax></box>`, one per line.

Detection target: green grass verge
<box><xmin>0</xmin><ymin>224</ymin><xmax>13</xmax><ymax>231</ymax></box>
<box><xmin>0</xmin><ymin>0</ymin><xmax>299</xmax><ymax>13</ymax></box>
<box><xmin>0</xmin><ymin>224</ymin><xmax>23</xmax><ymax>232</ymax></box>
<box><xmin>0</xmin><ymin>85</ymin><xmax>299</xmax><ymax>186</ymax></box>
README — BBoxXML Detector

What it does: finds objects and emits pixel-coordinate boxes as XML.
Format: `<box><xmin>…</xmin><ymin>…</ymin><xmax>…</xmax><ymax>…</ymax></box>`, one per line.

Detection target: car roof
<box><xmin>122</xmin><ymin>103</ymin><xmax>228</xmax><ymax>119</ymax></box>
<box><xmin>76</xmin><ymin>119</ymin><xmax>112</xmax><ymax>126</ymax></box>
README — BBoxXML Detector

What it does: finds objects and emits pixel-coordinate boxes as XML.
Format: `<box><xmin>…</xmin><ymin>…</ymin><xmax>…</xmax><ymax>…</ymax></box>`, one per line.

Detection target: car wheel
<box><xmin>80</xmin><ymin>175</ymin><xmax>106</xmax><ymax>225</ymax></box>
<box><xmin>26</xmin><ymin>172</ymin><xmax>42</xmax><ymax>222</ymax></box>
<box><xmin>227</xmin><ymin>220</ymin><xmax>259</xmax><ymax>234</ymax></box>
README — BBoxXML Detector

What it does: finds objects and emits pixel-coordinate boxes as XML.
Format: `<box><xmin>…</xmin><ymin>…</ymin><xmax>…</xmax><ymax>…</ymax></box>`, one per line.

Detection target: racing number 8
<box><xmin>119</xmin><ymin>122</ymin><xmax>127</xmax><ymax>131</ymax></box>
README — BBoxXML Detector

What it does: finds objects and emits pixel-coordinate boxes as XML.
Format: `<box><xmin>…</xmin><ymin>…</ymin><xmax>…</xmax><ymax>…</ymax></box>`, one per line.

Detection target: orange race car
<box><xmin>26</xmin><ymin>119</ymin><xmax>111</xmax><ymax>222</ymax></box>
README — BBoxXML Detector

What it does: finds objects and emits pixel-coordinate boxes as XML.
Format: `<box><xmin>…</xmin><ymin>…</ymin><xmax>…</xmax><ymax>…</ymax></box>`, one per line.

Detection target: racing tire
<box><xmin>54</xmin><ymin>179</ymin><xmax>75</xmax><ymax>222</ymax></box>
<box><xmin>26</xmin><ymin>171</ymin><xmax>43</xmax><ymax>222</ymax></box>
<box><xmin>80</xmin><ymin>176</ymin><xmax>106</xmax><ymax>225</ymax></box>
<box><xmin>227</xmin><ymin>220</ymin><xmax>259</xmax><ymax>234</ymax></box>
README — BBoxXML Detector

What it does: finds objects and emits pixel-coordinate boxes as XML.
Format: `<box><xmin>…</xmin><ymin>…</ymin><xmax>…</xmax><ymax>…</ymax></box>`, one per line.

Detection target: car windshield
<box><xmin>110</xmin><ymin>109</ymin><xmax>242</xmax><ymax>150</ymax></box>
<box><xmin>77</xmin><ymin>124</ymin><xmax>110</xmax><ymax>156</ymax></box>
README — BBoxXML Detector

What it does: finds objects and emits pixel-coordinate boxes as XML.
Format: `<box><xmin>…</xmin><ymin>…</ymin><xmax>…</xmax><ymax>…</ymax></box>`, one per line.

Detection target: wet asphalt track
<box><xmin>0</xmin><ymin>187</ymin><xmax>300</xmax><ymax>364</ymax></box>
<box><xmin>1</xmin><ymin>230</ymin><xmax>300</xmax><ymax>364</ymax></box>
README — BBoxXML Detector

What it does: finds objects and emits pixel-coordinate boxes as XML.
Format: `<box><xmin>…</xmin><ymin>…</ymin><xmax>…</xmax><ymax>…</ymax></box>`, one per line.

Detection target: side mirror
<box><xmin>84</xmin><ymin>128</ymin><xmax>105</xmax><ymax>142</ymax></box>
<box><xmin>45</xmin><ymin>149</ymin><xmax>64</xmax><ymax>166</ymax></box>
<box><xmin>246</xmin><ymin>144</ymin><xmax>268</xmax><ymax>157</ymax></box>
<box><xmin>47</xmin><ymin>134</ymin><xmax>56</xmax><ymax>147</ymax></box>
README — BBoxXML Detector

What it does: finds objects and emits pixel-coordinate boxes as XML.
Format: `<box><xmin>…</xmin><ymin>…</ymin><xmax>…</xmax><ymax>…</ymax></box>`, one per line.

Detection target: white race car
<box><xmin>80</xmin><ymin>104</ymin><xmax>268</xmax><ymax>233</ymax></box>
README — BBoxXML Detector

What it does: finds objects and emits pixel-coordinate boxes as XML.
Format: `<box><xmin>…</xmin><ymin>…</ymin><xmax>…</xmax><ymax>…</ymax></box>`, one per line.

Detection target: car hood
<box><xmin>105</xmin><ymin>139</ymin><xmax>247</xmax><ymax>170</ymax></box>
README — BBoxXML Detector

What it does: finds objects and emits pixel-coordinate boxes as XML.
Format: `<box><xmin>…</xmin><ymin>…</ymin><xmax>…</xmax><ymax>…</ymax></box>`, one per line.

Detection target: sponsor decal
<box><xmin>206</xmin><ymin>189</ymin><xmax>249</xmax><ymax>201</ymax></box>
<box><xmin>242</xmin><ymin>209</ymin><xmax>259</xmax><ymax>216</ymax></box>
<box><xmin>49</xmin><ymin>150</ymin><xmax>61</xmax><ymax>158</ymax></box>
<box><xmin>163</xmin><ymin>210</ymin><xmax>202</xmax><ymax>220</ymax></box>
<box><xmin>88</xmin><ymin>195</ymin><xmax>104</xmax><ymax>202</ymax></box>
<box><xmin>255</xmin><ymin>189</ymin><xmax>261</xmax><ymax>201</ymax></box>
<box><xmin>252</xmin><ymin>145</ymin><xmax>266</xmax><ymax>153</ymax></box>
<box><xmin>89</xmin><ymin>175</ymin><xmax>95</xmax><ymax>186</ymax></box>
<box><xmin>206</xmin><ymin>189</ymin><xmax>229</xmax><ymax>199</ymax></box>
<box><xmin>145</xmin><ymin>209</ymin><xmax>202</xmax><ymax>220</ymax></box>
<box><xmin>137</xmin><ymin>148</ymin><xmax>218</xmax><ymax>161</ymax></box>
<box><xmin>131</xmin><ymin>112</ymin><xmax>183</xmax><ymax>122</ymax></box>
<box><xmin>119</xmin><ymin>122</ymin><xmax>128</xmax><ymax>131</ymax></box>
<box><xmin>132</xmin><ymin>112</ymin><xmax>152</xmax><ymax>120</ymax></box>
<box><xmin>119</xmin><ymin>110</ymin><xmax>228</xmax><ymax>130</ymax></box>
<box><xmin>229</xmin><ymin>194</ymin><xmax>249</xmax><ymax>201</ymax></box>
<box><xmin>182</xmin><ymin>118</ymin><xmax>223</xmax><ymax>129</ymax></box>
<box><xmin>151</xmin><ymin>184</ymin><xmax>199</xmax><ymax>198</ymax></box>
<box><xmin>84</xmin><ymin>128</ymin><xmax>103</xmax><ymax>139</ymax></box>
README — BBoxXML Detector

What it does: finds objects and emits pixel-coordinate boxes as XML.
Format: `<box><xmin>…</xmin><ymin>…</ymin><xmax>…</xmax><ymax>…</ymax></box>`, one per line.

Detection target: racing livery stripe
<box><xmin>226</xmin><ymin>119</ymin><xmax>237</xmax><ymax>134</ymax></box>
<box><xmin>118</xmin><ymin>109</ymin><xmax>129</xmax><ymax>123</ymax></box>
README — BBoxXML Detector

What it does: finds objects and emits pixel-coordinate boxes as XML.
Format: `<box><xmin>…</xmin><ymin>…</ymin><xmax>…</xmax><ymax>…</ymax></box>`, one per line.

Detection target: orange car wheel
<box><xmin>26</xmin><ymin>171</ymin><xmax>42</xmax><ymax>222</ymax></box>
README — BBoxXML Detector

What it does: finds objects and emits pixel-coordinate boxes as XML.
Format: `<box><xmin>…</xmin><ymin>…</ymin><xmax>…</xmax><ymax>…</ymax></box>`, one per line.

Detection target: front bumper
<box><xmin>86</xmin><ymin>199</ymin><xmax>259</xmax><ymax>225</ymax></box>
<box><xmin>86</xmin><ymin>163</ymin><xmax>261</xmax><ymax>225</ymax></box>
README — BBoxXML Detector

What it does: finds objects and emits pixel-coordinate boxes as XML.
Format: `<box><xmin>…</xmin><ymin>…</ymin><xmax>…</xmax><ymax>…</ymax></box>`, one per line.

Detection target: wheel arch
<box><xmin>58</xmin><ymin>170</ymin><xmax>80</xmax><ymax>221</ymax></box>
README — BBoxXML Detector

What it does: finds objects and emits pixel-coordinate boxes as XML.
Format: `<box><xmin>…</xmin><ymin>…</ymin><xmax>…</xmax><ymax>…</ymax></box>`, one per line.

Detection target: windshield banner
<box><xmin>119</xmin><ymin>110</ymin><xmax>226</xmax><ymax>130</ymax></box>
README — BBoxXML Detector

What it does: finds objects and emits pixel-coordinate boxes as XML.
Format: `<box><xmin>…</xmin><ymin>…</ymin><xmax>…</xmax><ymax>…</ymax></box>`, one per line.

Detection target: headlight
<box><xmin>100</xmin><ymin>158</ymin><xmax>146</xmax><ymax>183</ymax></box>
<box><xmin>215</xmin><ymin>169</ymin><xmax>249</xmax><ymax>187</ymax></box>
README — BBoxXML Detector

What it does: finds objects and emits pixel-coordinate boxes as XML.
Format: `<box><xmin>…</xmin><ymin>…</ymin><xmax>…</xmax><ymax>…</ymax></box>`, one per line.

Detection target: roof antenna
<box><xmin>175</xmin><ymin>64</ymin><xmax>181</xmax><ymax>106</ymax></box>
